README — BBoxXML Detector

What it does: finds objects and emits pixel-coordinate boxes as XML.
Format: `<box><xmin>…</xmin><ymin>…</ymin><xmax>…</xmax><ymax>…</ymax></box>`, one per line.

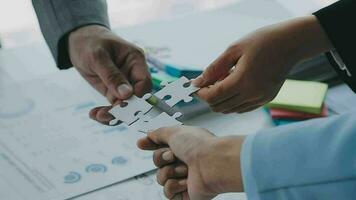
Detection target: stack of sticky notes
<box><xmin>266</xmin><ymin>79</ymin><xmax>329</xmax><ymax>126</ymax></box>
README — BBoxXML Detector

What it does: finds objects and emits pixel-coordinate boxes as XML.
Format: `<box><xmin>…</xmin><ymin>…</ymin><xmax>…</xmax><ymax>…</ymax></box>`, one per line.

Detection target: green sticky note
<box><xmin>267</xmin><ymin>79</ymin><xmax>328</xmax><ymax>114</ymax></box>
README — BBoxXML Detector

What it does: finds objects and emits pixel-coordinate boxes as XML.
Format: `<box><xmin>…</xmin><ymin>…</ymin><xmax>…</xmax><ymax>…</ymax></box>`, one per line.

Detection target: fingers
<box><xmin>174</xmin><ymin>192</ymin><xmax>190</xmax><ymax>200</ymax></box>
<box><xmin>196</xmin><ymin>55</ymin><xmax>265</xmax><ymax>112</ymax></box>
<box><xmin>210</xmin><ymin>93</ymin><xmax>262</xmax><ymax>114</ymax></box>
<box><xmin>137</xmin><ymin>136</ymin><xmax>162</xmax><ymax>150</ymax></box>
<box><xmin>209</xmin><ymin>93</ymin><xmax>242</xmax><ymax>113</ymax></box>
<box><xmin>89</xmin><ymin>99</ymin><xmax>123</xmax><ymax>125</ymax></box>
<box><xmin>91</xmin><ymin>49</ymin><xmax>133</xmax><ymax>100</ymax></box>
<box><xmin>237</xmin><ymin>104</ymin><xmax>261</xmax><ymax>113</ymax></box>
<box><xmin>125</xmin><ymin>51</ymin><xmax>152</xmax><ymax>97</ymax></box>
<box><xmin>170</xmin><ymin>192</ymin><xmax>190</xmax><ymax>200</ymax></box>
<box><xmin>89</xmin><ymin>106</ymin><xmax>114</xmax><ymax>125</ymax></box>
<box><xmin>228</xmin><ymin>103</ymin><xmax>262</xmax><ymax>114</ymax></box>
<box><xmin>157</xmin><ymin>164</ymin><xmax>188</xmax><ymax>185</ymax></box>
<box><xmin>164</xmin><ymin>179</ymin><xmax>188</xmax><ymax>200</ymax></box>
<box><xmin>193</xmin><ymin>44</ymin><xmax>242</xmax><ymax>88</ymax></box>
<box><xmin>138</xmin><ymin>126</ymin><xmax>180</xmax><ymax>150</ymax></box>
<box><xmin>197</xmin><ymin>67</ymin><xmax>243</xmax><ymax>106</ymax></box>
<box><xmin>133</xmin><ymin>78</ymin><xmax>152</xmax><ymax>97</ymax></box>
<box><xmin>70</xmin><ymin>28</ymin><xmax>152</xmax><ymax>103</ymax></box>
<box><xmin>153</xmin><ymin>148</ymin><xmax>176</xmax><ymax>167</ymax></box>
<box><xmin>146</xmin><ymin>126</ymin><xmax>178</xmax><ymax>146</ymax></box>
<box><xmin>220</xmin><ymin>98</ymin><xmax>263</xmax><ymax>114</ymax></box>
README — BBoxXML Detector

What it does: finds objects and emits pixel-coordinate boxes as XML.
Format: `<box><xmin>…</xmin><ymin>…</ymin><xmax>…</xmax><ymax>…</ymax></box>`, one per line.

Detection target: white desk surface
<box><xmin>0</xmin><ymin>0</ymin><xmax>336</xmax><ymax>199</ymax></box>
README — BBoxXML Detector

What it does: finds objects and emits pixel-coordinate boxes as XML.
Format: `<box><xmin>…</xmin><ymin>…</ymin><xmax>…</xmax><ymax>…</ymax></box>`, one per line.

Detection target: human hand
<box><xmin>68</xmin><ymin>25</ymin><xmax>152</xmax><ymax>123</ymax></box>
<box><xmin>137</xmin><ymin>126</ymin><xmax>245</xmax><ymax>200</ymax></box>
<box><xmin>193</xmin><ymin>16</ymin><xmax>332</xmax><ymax>113</ymax></box>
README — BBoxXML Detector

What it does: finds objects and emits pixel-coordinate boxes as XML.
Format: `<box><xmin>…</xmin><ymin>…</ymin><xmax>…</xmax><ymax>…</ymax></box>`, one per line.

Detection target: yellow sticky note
<box><xmin>267</xmin><ymin>79</ymin><xmax>328</xmax><ymax>114</ymax></box>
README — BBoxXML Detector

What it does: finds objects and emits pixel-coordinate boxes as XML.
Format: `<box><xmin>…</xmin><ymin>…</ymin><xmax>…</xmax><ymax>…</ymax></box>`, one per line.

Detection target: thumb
<box><xmin>92</xmin><ymin>50</ymin><xmax>133</xmax><ymax>100</ymax></box>
<box><xmin>147</xmin><ymin>127</ymin><xmax>176</xmax><ymax>146</ymax></box>
<box><xmin>147</xmin><ymin>126</ymin><xmax>192</xmax><ymax>164</ymax></box>
<box><xmin>193</xmin><ymin>45</ymin><xmax>242</xmax><ymax>87</ymax></box>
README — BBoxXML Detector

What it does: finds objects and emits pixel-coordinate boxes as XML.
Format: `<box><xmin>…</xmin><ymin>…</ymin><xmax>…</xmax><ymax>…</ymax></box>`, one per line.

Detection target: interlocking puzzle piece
<box><xmin>154</xmin><ymin>76</ymin><xmax>200</xmax><ymax>107</ymax></box>
<box><xmin>109</xmin><ymin>94</ymin><xmax>153</xmax><ymax>126</ymax></box>
<box><xmin>136</xmin><ymin>112</ymin><xmax>183</xmax><ymax>133</ymax></box>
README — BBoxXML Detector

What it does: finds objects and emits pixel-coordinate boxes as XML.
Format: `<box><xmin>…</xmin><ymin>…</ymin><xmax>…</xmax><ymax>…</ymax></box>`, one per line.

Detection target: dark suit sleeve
<box><xmin>314</xmin><ymin>0</ymin><xmax>356</xmax><ymax>92</ymax></box>
<box><xmin>32</xmin><ymin>0</ymin><xmax>110</xmax><ymax>69</ymax></box>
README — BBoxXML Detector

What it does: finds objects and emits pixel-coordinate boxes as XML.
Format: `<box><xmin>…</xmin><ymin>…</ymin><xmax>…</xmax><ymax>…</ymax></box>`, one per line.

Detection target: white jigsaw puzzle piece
<box><xmin>136</xmin><ymin>112</ymin><xmax>183</xmax><ymax>133</ymax></box>
<box><xmin>109</xmin><ymin>94</ymin><xmax>153</xmax><ymax>126</ymax></box>
<box><xmin>154</xmin><ymin>76</ymin><xmax>200</xmax><ymax>107</ymax></box>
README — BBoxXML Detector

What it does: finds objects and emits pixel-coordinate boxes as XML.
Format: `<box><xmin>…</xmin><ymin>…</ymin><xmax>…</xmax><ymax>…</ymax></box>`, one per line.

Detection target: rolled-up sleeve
<box><xmin>32</xmin><ymin>0</ymin><xmax>110</xmax><ymax>69</ymax></box>
<box><xmin>241</xmin><ymin>112</ymin><xmax>356</xmax><ymax>200</ymax></box>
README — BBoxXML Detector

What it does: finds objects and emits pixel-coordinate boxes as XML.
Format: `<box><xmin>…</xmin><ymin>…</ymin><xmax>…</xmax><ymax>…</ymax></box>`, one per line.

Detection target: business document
<box><xmin>0</xmin><ymin>69</ymin><xmax>155</xmax><ymax>200</ymax></box>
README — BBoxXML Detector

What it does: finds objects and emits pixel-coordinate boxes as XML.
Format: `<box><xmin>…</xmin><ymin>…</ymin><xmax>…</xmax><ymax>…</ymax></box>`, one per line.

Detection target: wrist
<box><xmin>68</xmin><ymin>25</ymin><xmax>110</xmax><ymax>65</ymax></box>
<box><xmin>212</xmin><ymin>135</ymin><xmax>246</xmax><ymax>193</ymax></box>
<box><xmin>70</xmin><ymin>25</ymin><xmax>109</xmax><ymax>39</ymax></box>
<box><xmin>68</xmin><ymin>25</ymin><xmax>110</xmax><ymax>48</ymax></box>
<box><xmin>282</xmin><ymin>15</ymin><xmax>333</xmax><ymax>63</ymax></box>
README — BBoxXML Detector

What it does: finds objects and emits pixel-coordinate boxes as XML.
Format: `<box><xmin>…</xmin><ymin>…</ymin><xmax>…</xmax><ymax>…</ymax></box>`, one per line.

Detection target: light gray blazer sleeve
<box><xmin>241</xmin><ymin>112</ymin><xmax>356</xmax><ymax>200</ymax></box>
<box><xmin>32</xmin><ymin>0</ymin><xmax>110</xmax><ymax>69</ymax></box>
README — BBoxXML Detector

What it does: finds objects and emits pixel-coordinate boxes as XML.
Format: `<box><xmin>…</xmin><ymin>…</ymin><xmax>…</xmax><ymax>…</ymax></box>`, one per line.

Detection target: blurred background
<box><xmin>0</xmin><ymin>0</ymin><xmax>336</xmax><ymax>49</ymax></box>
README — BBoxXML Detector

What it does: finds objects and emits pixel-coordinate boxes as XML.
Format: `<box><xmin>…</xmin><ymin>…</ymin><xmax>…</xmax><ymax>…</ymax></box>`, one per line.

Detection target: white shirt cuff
<box><xmin>330</xmin><ymin>50</ymin><xmax>352</xmax><ymax>77</ymax></box>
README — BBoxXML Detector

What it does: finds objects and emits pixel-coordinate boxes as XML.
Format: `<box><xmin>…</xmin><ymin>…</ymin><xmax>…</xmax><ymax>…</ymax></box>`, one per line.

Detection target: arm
<box><xmin>137</xmin><ymin>112</ymin><xmax>356</xmax><ymax>200</ymax></box>
<box><xmin>193</xmin><ymin>15</ymin><xmax>333</xmax><ymax>114</ymax></box>
<box><xmin>242</xmin><ymin>112</ymin><xmax>356</xmax><ymax>200</ymax></box>
<box><xmin>314</xmin><ymin>0</ymin><xmax>356</xmax><ymax>92</ymax></box>
<box><xmin>193</xmin><ymin>1</ymin><xmax>356</xmax><ymax>114</ymax></box>
<box><xmin>32</xmin><ymin>0</ymin><xmax>110</xmax><ymax>68</ymax></box>
<box><xmin>33</xmin><ymin>0</ymin><xmax>152</xmax><ymax>121</ymax></box>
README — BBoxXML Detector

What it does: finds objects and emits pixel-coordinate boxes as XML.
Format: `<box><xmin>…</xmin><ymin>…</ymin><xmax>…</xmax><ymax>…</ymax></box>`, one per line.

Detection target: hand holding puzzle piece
<box><xmin>108</xmin><ymin>76</ymin><xmax>200</xmax><ymax>133</ymax></box>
